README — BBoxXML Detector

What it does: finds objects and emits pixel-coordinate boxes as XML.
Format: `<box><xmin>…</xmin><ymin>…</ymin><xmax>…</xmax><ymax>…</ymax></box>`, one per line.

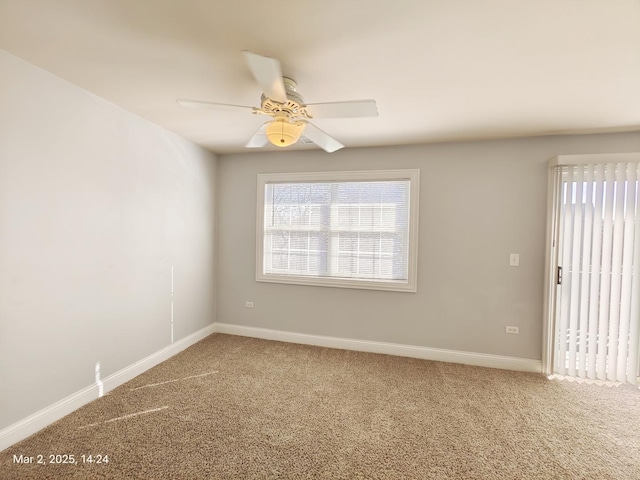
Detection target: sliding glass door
<box><xmin>546</xmin><ymin>155</ymin><xmax>640</xmax><ymax>384</ymax></box>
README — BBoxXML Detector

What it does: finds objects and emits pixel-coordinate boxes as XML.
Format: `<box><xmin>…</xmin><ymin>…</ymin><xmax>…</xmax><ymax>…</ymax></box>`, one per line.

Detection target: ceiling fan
<box><xmin>177</xmin><ymin>51</ymin><xmax>378</xmax><ymax>153</ymax></box>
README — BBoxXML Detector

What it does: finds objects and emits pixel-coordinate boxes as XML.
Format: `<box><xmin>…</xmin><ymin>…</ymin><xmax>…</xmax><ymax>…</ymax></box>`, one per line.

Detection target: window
<box><xmin>256</xmin><ymin>169</ymin><xmax>419</xmax><ymax>292</ymax></box>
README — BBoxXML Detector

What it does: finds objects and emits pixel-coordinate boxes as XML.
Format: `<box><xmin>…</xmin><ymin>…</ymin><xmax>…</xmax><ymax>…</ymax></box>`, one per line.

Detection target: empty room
<box><xmin>1</xmin><ymin>1</ymin><xmax>640</xmax><ymax>479</ymax></box>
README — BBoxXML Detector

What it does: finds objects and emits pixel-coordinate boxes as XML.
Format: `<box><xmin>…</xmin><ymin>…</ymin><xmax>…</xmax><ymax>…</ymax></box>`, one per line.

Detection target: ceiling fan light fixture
<box><xmin>266</xmin><ymin>117</ymin><xmax>305</xmax><ymax>147</ymax></box>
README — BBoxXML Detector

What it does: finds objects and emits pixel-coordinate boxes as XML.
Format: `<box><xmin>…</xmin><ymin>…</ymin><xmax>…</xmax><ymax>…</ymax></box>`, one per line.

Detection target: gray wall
<box><xmin>217</xmin><ymin>132</ymin><xmax>640</xmax><ymax>360</ymax></box>
<box><xmin>0</xmin><ymin>51</ymin><xmax>218</xmax><ymax>429</ymax></box>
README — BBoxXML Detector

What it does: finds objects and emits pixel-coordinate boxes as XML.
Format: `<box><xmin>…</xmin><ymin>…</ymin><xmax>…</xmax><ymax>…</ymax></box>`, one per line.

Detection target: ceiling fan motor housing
<box><xmin>260</xmin><ymin>77</ymin><xmax>310</xmax><ymax>119</ymax></box>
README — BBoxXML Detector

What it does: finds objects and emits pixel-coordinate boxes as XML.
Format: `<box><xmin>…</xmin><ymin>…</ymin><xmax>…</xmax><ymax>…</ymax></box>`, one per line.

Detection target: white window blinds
<box><xmin>554</xmin><ymin>161</ymin><xmax>640</xmax><ymax>384</ymax></box>
<box><xmin>257</xmin><ymin>169</ymin><xmax>419</xmax><ymax>292</ymax></box>
<box><xmin>263</xmin><ymin>180</ymin><xmax>410</xmax><ymax>281</ymax></box>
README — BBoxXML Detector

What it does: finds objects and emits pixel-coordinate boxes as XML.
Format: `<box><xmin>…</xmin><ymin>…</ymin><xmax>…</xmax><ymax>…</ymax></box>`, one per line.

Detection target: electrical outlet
<box><xmin>245</xmin><ymin>301</ymin><xmax>254</xmax><ymax>308</ymax></box>
<box><xmin>505</xmin><ymin>326</ymin><xmax>519</xmax><ymax>334</ymax></box>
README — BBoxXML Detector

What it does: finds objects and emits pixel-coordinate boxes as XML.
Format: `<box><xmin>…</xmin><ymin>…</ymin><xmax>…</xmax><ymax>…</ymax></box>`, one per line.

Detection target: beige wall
<box><xmin>0</xmin><ymin>51</ymin><xmax>217</xmax><ymax>429</ymax></box>
<box><xmin>217</xmin><ymin>132</ymin><xmax>640</xmax><ymax>360</ymax></box>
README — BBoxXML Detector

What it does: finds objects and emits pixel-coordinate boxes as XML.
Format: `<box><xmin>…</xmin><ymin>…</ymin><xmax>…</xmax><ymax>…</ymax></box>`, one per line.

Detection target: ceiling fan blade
<box><xmin>302</xmin><ymin>122</ymin><xmax>344</xmax><ymax>153</ymax></box>
<box><xmin>177</xmin><ymin>99</ymin><xmax>254</xmax><ymax>112</ymax></box>
<box><xmin>305</xmin><ymin>100</ymin><xmax>378</xmax><ymax>119</ymax></box>
<box><xmin>245</xmin><ymin>123</ymin><xmax>269</xmax><ymax>148</ymax></box>
<box><xmin>242</xmin><ymin>51</ymin><xmax>287</xmax><ymax>103</ymax></box>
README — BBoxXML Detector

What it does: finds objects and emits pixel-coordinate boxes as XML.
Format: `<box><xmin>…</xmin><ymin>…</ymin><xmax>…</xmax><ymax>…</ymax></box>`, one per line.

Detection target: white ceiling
<box><xmin>1</xmin><ymin>0</ymin><xmax>639</xmax><ymax>154</ymax></box>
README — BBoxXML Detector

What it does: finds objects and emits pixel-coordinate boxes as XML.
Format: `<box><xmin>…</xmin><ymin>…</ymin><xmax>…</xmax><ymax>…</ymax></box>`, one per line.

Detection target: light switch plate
<box><xmin>509</xmin><ymin>253</ymin><xmax>520</xmax><ymax>266</ymax></box>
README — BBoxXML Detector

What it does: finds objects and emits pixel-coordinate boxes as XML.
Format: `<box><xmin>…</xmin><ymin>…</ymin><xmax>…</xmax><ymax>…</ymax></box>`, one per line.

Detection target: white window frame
<box><xmin>256</xmin><ymin>169</ymin><xmax>420</xmax><ymax>292</ymax></box>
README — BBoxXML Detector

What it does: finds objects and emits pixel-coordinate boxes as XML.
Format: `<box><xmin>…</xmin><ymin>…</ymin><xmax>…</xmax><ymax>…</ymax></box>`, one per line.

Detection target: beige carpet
<box><xmin>1</xmin><ymin>333</ymin><xmax>639</xmax><ymax>479</ymax></box>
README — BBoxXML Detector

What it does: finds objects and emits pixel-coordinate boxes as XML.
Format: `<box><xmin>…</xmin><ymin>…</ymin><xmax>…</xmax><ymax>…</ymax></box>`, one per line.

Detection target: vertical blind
<box><xmin>263</xmin><ymin>180</ymin><xmax>410</xmax><ymax>281</ymax></box>
<box><xmin>555</xmin><ymin>162</ymin><xmax>640</xmax><ymax>383</ymax></box>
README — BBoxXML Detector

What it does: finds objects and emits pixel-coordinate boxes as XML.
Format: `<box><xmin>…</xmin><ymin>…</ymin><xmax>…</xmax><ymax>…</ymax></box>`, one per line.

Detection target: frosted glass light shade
<box><xmin>266</xmin><ymin>118</ymin><xmax>305</xmax><ymax>147</ymax></box>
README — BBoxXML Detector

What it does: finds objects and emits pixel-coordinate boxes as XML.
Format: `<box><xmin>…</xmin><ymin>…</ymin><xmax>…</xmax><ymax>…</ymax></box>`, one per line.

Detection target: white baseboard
<box><xmin>214</xmin><ymin>323</ymin><xmax>542</xmax><ymax>373</ymax></box>
<box><xmin>0</xmin><ymin>323</ymin><xmax>216</xmax><ymax>452</ymax></box>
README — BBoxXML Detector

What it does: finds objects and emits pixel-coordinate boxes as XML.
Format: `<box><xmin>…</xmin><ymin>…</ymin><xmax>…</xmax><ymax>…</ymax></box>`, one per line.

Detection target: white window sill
<box><xmin>256</xmin><ymin>273</ymin><xmax>416</xmax><ymax>292</ymax></box>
